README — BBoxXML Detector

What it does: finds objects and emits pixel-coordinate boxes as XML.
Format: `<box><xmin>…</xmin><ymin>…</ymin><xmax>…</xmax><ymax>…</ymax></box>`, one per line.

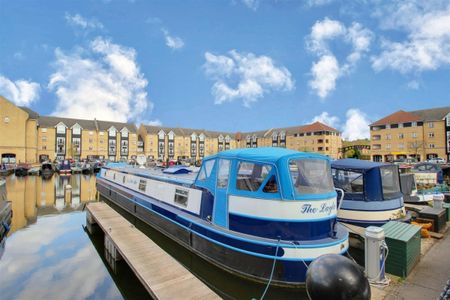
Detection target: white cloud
<box><xmin>307</xmin><ymin>0</ymin><xmax>334</xmax><ymax>7</ymax></box>
<box><xmin>65</xmin><ymin>13</ymin><xmax>104</xmax><ymax>30</ymax></box>
<box><xmin>0</xmin><ymin>75</ymin><xmax>40</xmax><ymax>106</ymax></box>
<box><xmin>310</xmin><ymin>109</ymin><xmax>371</xmax><ymax>140</ymax></box>
<box><xmin>309</xmin><ymin>55</ymin><xmax>340</xmax><ymax>99</ymax></box>
<box><xmin>342</xmin><ymin>108</ymin><xmax>371</xmax><ymax>140</ymax></box>
<box><xmin>306</xmin><ymin>18</ymin><xmax>373</xmax><ymax>98</ymax></box>
<box><xmin>372</xmin><ymin>1</ymin><xmax>450</xmax><ymax>73</ymax></box>
<box><xmin>407</xmin><ymin>80</ymin><xmax>420</xmax><ymax>90</ymax></box>
<box><xmin>241</xmin><ymin>0</ymin><xmax>259</xmax><ymax>10</ymax></box>
<box><xmin>203</xmin><ymin>50</ymin><xmax>294</xmax><ymax>106</ymax></box>
<box><xmin>48</xmin><ymin>37</ymin><xmax>153</xmax><ymax>123</ymax></box>
<box><xmin>310</xmin><ymin>111</ymin><xmax>340</xmax><ymax>128</ymax></box>
<box><xmin>162</xmin><ymin>28</ymin><xmax>184</xmax><ymax>50</ymax></box>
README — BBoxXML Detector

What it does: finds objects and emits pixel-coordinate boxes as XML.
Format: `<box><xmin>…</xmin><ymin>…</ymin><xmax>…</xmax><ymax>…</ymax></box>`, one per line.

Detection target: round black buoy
<box><xmin>306</xmin><ymin>254</ymin><xmax>370</xmax><ymax>300</ymax></box>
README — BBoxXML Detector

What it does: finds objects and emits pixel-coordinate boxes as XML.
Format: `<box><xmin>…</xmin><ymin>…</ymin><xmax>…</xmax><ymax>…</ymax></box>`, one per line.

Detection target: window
<box><xmin>197</xmin><ymin>159</ymin><xmax>215</xmax><ymax>180</ymax></box>
<box><xmin>89</xmin><ymin>131</ymin><xmax>93</xmax><ymax>135</ymax></box>
<box><xmin>122</xmin><ymin>129</ymin><xmax>129</xmax><ymax>138</ymax></box>
<box><xmin>42</xmin><ymin>136</ymin><xmax>47</xmax><ymax>142</ymax></box>
<box><xmin>386</xmin><ymin>144</ymin><xmax>391</xmax><ymax>150</ymax></box>
<box><xmin>109</xmin><ymin>128</ymin><xmax>117</xmax><ymax>137</ymax></box>
<box><xmin>72</xmin><ymin>125</ymin><xmax>81</xmax><ymax>135</ymax></box>
<box><xmin>42</xmin><ymin>145</ymin><xmax>47</xmax><ymax>150</ymax></box>
<box><xmin>290</xmin><ymin>159</ymin><xmax>333</xmax><ymax>195</ymax></box>
<box><xmin>428</xmin><ymin>122</ymin><xmax>434</xmax><ymax>128</ymax></box>
<box><xmin>41</xmin><ymin>128</ymin><xmax>47</xmax><ymax>133</ymax></box>
<box><xmin>99</xmin><ymin>132</ymin><xmax>104</xmax><ymax>136</ymax></box>
<box><xmin>236</xmin><ymin>162</ymin><xmax>272</xmax><ymax>192</ymax></box>
<box><xmin>174</xmin><ymin>188</ymin><xmax>189</xmax><ymax>207</ymax></box>
<box><xmin>262</xmin><ymin>175</ymin><xmax>278</xmax><ymax>193</ymax></box>
<box><xmin>217</xmin><ymin>159</ymin><xmax>230</xmax><ymax>188</ymax></box>
<box><xmin>56</xmin><ymin>124</ymin><xmax>66</xmax><ymax>134</ymax></box>
<box><xmin>386</xmin><ymin>134</ymin><xmax>391</xmax><ymax>140</ymax></box>
<box><xmin>380</xmin><ymin>166</ymin><xmax>400</xmax><ymax>199</ymax></box>
<box><xmin>332</xmin><ymin>169</ymin><xmax>363</xmax><ymax>194</ymax></box>
<box><xmin>447</xmin><ymin>116</ymin><xmax>450</xmax><ymax>127</ymax></box>
<box><xmin>428</xmin><ymin>132</ymin><xmax>434</xmax><ymax>138</ymax></box>
<box><xmin>429</xmin><ymin>143</ymin><xmax>435</xmax><ymax>148</ymax></box>
<box><xmin>411</xmin><ymin>132</ymin><xmax>417</xmax><ymax>138</ymax></box>
<box><xmin>138</xmin><ymin>179</ymin><xmax>146</xmax><ymax>192</ymax></box>
<box><xmin>399</xmin><ymin>143</ymin><xmax>404</xmax><ymax>149</ymax></box>
<box><xmin>412</xmin><ymin>122</ymin><xmax>417</xmax><ymax>127</ymax></box>
<box><xmin>89</xmin><ymin>138</ymin><xmax>93</xmax><ymax>143</ymax></box>
<box><xmin>398</xmin><ymin>133</ymin><xmax>404</xmax><ymax>139</ymax></box>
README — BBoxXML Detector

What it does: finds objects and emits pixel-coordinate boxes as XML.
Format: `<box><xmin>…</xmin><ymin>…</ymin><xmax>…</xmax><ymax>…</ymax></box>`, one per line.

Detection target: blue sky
<box><xmin>1</xmin><ymin>0</ymin><xmax>449</xmax><ymax>140</ymax></box>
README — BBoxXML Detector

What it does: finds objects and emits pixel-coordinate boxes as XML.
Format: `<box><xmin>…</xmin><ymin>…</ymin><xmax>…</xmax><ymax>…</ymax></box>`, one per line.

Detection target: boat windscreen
<box><xmin>332</xmin><ymin>169</ymin><xmax>363</xmax><ymax>194</ymax></box>
<box><xmin>289</xmin><ymin>159</ymin><xmax>334</xmax><ymax>195</ymax></box>
<box><xmin>381</xmin><ymin>165</ymin><xmax>401</xmax><ymax>199</ymax></box>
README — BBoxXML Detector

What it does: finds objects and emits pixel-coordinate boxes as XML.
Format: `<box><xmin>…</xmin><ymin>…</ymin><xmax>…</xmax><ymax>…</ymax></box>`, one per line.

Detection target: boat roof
<box><xmin>331</xmin><ymin>158</ymin><xmax>389</xmax><ymax>171</ymax></box>
<box><xmin>209</xmin><ymin>147</ymin><xmax>328</xmax><ymax>164</ymax></box>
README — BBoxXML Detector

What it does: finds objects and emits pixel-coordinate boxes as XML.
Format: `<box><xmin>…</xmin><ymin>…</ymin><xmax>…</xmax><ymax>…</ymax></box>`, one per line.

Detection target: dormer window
<box><xmin>109</xmin><ymin>127</ymin><xmax>117</xmax><ymax>137</ymax></box>
<box><xmin>72</xmin><ymin>124</ymin><xmax>81</xmax><ymax>135</ymax></box>
<box><xmin>191</xmin><ymin>133</ymin><xmax>197</xmax><ymax>141</ymax></box>
<box><xmin>158</xmin><ymin>130</ymin><xmax>165</xmax><ymax>140</ymax></box>
<box><xmin>218</xmin><ymin>135</ymin><xmax>224</xmax><ymax>143</ymax></box>
<box><xmin>199</xmin><ymin>133</ymin><xmax>205</xmax><ymax>142</ymax></box>
<box><xmin>246</xmin><ymin>135</ymin><xmax>251</xmax><ymax>142</ymax></box>
<box><xmin>168</xmin><ymin>131</ymin><xmax>175</xmax><ymax>140</ymax></box>
<box><xmin>56</xmin><ymin>123</ymin><xmax>67</xmax><ymax>134</ymax></box>
<box><xmin>121</xmin><ymin>128</ymin><xmax>129</xmax><ymax>138</ymax></box>
<box><xmin>225</xmin><ymin>135</ymin><xmax>231</xmax><ymax>143</ymax></box>
<box><xmin>280</xmin><ymin>131</ymin><xmax>286</xmax><ymax>140</ymax></box>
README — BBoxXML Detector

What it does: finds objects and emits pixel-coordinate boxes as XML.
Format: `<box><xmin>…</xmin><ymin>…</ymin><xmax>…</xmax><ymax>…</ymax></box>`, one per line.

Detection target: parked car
<box><xmin>427</xmin><ymin>157</ymin><xmax>446</xmax><ymax>164</ymax></box>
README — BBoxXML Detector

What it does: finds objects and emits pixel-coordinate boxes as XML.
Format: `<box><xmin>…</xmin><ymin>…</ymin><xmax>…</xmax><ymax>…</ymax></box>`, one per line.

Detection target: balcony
<box><xmin>372</xmin><ymin>135</ymin><xmax>381</xmax><ymax>141</ymax></box>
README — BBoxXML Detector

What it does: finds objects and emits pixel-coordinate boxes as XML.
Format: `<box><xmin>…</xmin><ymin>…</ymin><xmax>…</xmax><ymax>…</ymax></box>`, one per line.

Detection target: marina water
<box><xmin>0</xmin><ymin>174</ymin><xmax>308</xmax><ymax>300</ymax></box>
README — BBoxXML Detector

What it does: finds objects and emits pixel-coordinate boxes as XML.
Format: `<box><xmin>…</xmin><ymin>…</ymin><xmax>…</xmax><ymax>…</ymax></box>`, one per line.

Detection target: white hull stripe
<box><xmin>282</xmin><ymin>239</ymin><xmax>349</xmax><ymax>260</ymax></box>
<box><xmin>338</xmin><ymin>207</ymin><xmax>405</xmax><ymax>222</ymax></box>
<box><xmin>229</xmin><ymin>195</ymin><xmax>337</xmax><ymax>221</ymax></box>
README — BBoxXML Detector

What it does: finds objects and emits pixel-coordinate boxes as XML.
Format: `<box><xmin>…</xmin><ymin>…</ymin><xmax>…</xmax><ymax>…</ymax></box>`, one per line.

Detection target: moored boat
<box><xmin>81</xmin><ymin>162</ymin><xmax>93</xmax><ymax>174</ymax></box>
<box><xmin>331</xmin><ymin>159</ymin><xmax>409</xmax><ymax>233</ymax></box>
<box><xmin>40</xmin><ymin>161</ymin><xmax>55</xmax><ymax>178</ymax></box>
<box><xmin>15</xmin><ymin>163</ymin><xmax>30</xmax><ymax>177</ymax></box>
<box><xmin>0</xmin><ymin>164</ymin><xmax>14</xmax><ymax>177</ymax></box>
<box><xmin>97</xmin><ymin>148</ymin><xmax>349</xmax><ymax>286</ymax></box>
<box><xmin>57</xmin><ymin>160</ymin><xmax>72</xmax><ymax>175</ymax></box>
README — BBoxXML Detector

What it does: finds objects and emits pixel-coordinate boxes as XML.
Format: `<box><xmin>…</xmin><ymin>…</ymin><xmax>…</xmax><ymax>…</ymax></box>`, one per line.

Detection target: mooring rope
<box><xmin>259</xmin><ymin>238</ymin><xmax>281</xmax><ymax>300</ymax></box>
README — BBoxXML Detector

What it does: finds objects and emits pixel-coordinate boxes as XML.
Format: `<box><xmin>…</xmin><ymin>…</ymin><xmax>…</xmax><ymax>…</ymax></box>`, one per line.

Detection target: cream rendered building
<box><xmin>370</xmin><ymin>107</ymin><xmax>450</xmax><ymax>162</ymax></box>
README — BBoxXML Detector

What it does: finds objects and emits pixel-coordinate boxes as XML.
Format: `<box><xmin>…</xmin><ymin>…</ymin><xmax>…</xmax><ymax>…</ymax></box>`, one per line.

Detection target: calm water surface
<box><xmin>0</xmin><ymin>174</ymin><xmax>307</xmax><ymax>300</ymax></box>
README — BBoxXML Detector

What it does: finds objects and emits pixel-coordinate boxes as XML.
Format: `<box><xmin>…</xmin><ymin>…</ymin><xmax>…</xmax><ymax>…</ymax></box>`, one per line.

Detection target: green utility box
<box><xmin>381</xmin><ymin>221</ymin><xmax>421</xmax><ymax>278</ymax></box>
<box><xmin>443</xmin><ymin>203</ymin><xmax>450</xmax><ymax>221</ymax></box>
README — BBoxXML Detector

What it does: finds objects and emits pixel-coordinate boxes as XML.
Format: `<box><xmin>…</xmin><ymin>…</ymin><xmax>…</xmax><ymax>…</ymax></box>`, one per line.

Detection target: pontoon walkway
<box><xmin>86</xmin><ymin>202</ymin><xmax>220</xmax><ymax>300</ymax></box>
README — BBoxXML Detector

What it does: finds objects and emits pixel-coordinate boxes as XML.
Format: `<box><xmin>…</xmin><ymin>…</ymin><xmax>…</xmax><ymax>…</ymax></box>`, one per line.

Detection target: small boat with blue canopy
<box><xmin>97</xmin><ymin>148</ymin><xmax>349</xmax><ymax>286</ymax></box>
<box><xmin>331</xmin><ymin>159</ymin><xmax>407</xmax><ymax>232</ymax></box>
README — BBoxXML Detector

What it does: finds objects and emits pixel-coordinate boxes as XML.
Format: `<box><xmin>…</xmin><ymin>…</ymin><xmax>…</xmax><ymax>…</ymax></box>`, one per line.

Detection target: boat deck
<box><xmin>86</xmin><ymin>202</ymin><xmax>219</xmax><ymax>300</ymax></box>
<box><xmin>105</xmin><ymin>165</ymin><xmax>200</xmax><ymax>186</ymax></box>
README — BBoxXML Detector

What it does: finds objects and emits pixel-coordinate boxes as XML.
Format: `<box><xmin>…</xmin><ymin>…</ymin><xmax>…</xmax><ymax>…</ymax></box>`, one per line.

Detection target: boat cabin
<box><xmin>331</xmin><ymin>159</ymin><xmax>406</xmax><ymax>228</ymax></box>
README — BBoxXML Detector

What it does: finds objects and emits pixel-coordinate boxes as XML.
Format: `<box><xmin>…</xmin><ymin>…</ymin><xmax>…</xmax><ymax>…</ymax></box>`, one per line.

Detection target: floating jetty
<box><xmin>86</xmin><ymin>202</ymin><xmax>219</xmax><ymax>300</ymax></box>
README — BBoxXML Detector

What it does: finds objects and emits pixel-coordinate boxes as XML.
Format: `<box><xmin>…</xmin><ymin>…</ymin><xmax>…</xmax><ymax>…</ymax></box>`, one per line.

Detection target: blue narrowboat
<box><xmin>96</xmin><ymin>148</ymin><xmax>349</xmax><ymax>286</ymax></box>
<box><xmin>331</xmin><ymin>159</ymin><xmax>407</xmax><ymax>231</ymax></box>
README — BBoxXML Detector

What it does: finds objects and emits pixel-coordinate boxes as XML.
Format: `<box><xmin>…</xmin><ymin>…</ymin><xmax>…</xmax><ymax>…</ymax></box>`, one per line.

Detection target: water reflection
<box><xmin>1</xmin><ymin>175</ymin><xmax>308</xmax><ymax>300</ymax></box>
<box><xmin>0</xmin><ymin>175</ymin><xmax>125</xmax><ymax>300</ymax></box>
<box><xmin>6</xmin><ymin>174</ymin><xmax>97</xmax><ymax>234</ymax></box>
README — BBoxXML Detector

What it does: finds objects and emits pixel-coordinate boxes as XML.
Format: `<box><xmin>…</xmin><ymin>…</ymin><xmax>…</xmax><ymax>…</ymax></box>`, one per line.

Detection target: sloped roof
<box><xmin>410</xmin><ymin>106</ymin><xmax>450</xmax><ymax>121</ymax></box>
<box><xmin>96</xmin><ymin>120</ymin><xmax>137</xmax><ymax>133</ymax></box>
<box><xmin>38</xmin><ymin>116</ymin><xmax>97</xmax><ymax>130</ymax></box>
<box><xmin>19</xmin><ymin>106</ymin><xmax>39</xmax><ymax>119</ymax></box>
<box><xmin>370</xmin><ymin>110</ymin><xmax>422</xmax><ymax>126</ymax></box>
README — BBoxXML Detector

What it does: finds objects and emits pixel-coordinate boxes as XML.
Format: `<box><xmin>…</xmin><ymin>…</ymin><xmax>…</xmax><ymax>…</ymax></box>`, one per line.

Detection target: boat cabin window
<box><xmin>332</xmin><ymin>169</ymin><xmax>364</xmax><ymax>194</ymax></box>
<box><xmin>290</xmin><ymin>159</ymin><xmax>333</xmax><ymax>195</ymax></box>
<box><xmin>380</xmin><ymin>166</ymin><xmax>400</xmax><ymax>199</ymax></box>
<box><xmin>236</xmin><ymin>162</ymin><xmax>272</xmax><ymax>192</ymax></box>
<box><xmin>262</xmin><ymin>175</ymin><xmax>278</xmax><ymax>193</ymax></box>
<box><xmin>197</xmin><ymin>159</ymin><xmax>215</xmax><ymax>181</ymax></box>
<box><xmin>217</xmin><ymin>159</ymin><xmax>231</xmax><ymax>188</ymax></box>
<box><xmin>138</xmin><ymin>179</ymin><xmax>147</xmax><ymax>192</ymax></box>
